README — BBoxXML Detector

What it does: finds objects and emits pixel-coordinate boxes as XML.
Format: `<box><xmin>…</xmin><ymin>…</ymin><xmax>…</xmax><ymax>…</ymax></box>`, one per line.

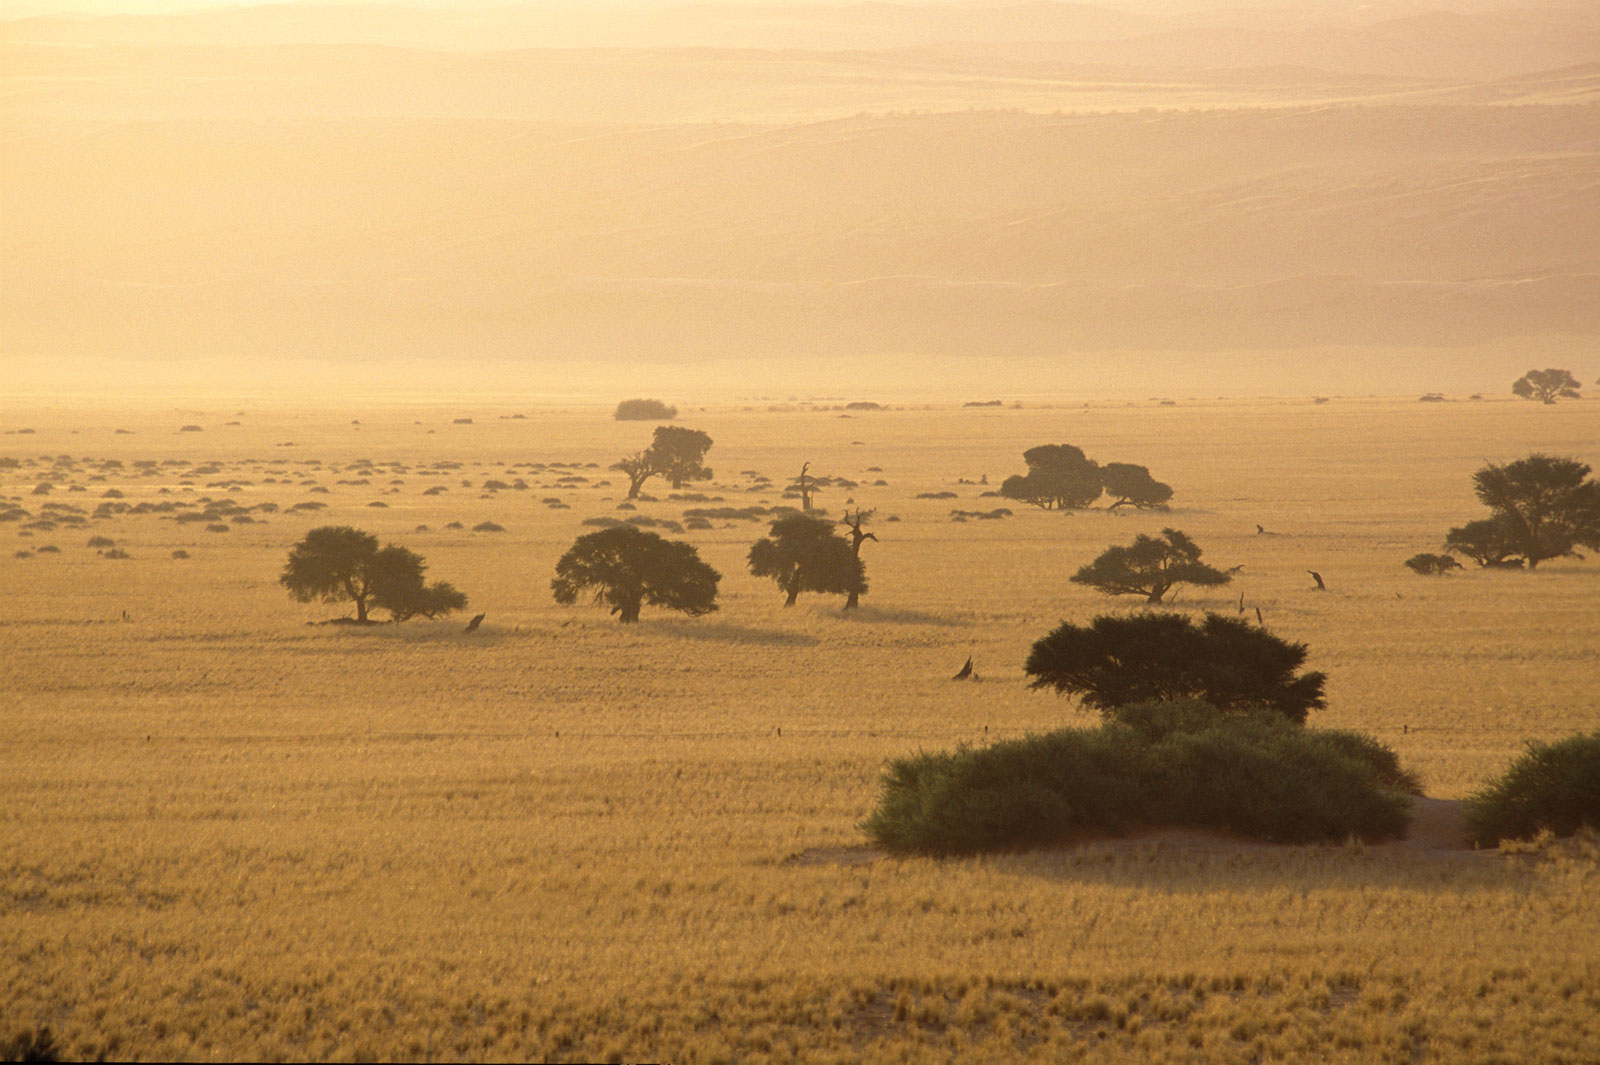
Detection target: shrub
<box><xmin>614</xmin><ymin>398</ymin><xmax>678</xmax><ymax>421</ymax></box>
<box><xmin>87</xmin><ymin>535</ymin><xmax>115</xmax><ymax>548</ymax></box>
<box><xmin>862</xmin><ymin>706</ymin><xmax>1414</xmax><ymax>856</ymax></box>
<box><xmin>1405</xmin><ymin>552</ymin><xmax>1461</xmax><ymax>576</ymax></box>
<box><xmin>1465</xmin><ymin>732</ymin><xmax>1600</xmax><ymax>846</ymax></box>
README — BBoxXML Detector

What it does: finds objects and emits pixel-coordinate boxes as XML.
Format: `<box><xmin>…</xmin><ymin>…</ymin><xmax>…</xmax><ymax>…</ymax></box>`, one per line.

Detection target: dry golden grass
<box><xmin>3</xmin><ymin>397</ymin><xmax>1598</xmax><ymax>1062</ymax></box>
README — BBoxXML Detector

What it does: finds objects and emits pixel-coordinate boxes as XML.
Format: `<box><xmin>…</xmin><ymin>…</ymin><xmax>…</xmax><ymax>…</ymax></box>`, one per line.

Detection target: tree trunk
<box><xmin>355</xmin><ymin>596</ymin><xmax>369</xmax><ymax>622</ymax></box>
<box><xmin>784</xmin><ymin>581</ymin><xmax>799</xmax><ymax>607</ymax></box>
<box><xmin>1146</xmin><ymin>585</ymin><xmax>1167</xmax><ymax>604</ymax></box>
<box><xmin>845</xmin><ymin>589</ymin><xmax>859</xmax><ymax>610</ymax></box>
<box><xmin>627</xmin><ymin>475</ymin><xmax>645</xmax><ymax>499</ymax></box>
<box><xmin>617</xmin><ymin>597</ymin><xmax>642</xmax><ymax>623</ymax></box>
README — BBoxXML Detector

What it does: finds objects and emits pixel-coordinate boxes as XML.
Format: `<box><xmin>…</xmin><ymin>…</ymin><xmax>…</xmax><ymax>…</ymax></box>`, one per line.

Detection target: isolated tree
<box><xmin>748</xmin><ymin>514</ymin><xmax>860</xmax><ymax>606</ymax></box>
<box><xmin>1025</xmin><ymin>612</ymin><xmax>1327</xmax><ymax>724</ymax></box>
<box><xmin>610</xmin><ymin>451</ymin><xmax>655</xmax><ymax>500</ymax></box>
<box><xmin>280</xmin><ymin>526</ymin><xmax>466</xmax><ymax>622</ymax></box>
<box><xmin>792</xmin><ymin>462</ymin><xmax>820</xmax><ymax>511</ymax></box>
<box><xmin>614</xmin><ymin>398</ymin><xmax>677</xmax><ymax>421</ymax></box>
<box><xmin>1404</xmin><ymin>553</ymin><xmax>1462</xmax><ymax>576</ymax></box>
<box><xmin>1511</xmin><ymin>369</ymin><xmax>1581</xmax><ymax>404</ymax></box>
<box><xmin>1071</xmin><ymin>528</ymin><xmax>1232</xmax><ymax>604</ymax></box>
<box><xmin>644</xmin><ymin>426</ymin><xmax>713</xmax><ymax>490</ymax></box>
<box><xmin>1099</xmin><ymin>462</ymin><xmax>1174</xmax><ymax>510</ymax></box>
<box><xmin>1465</xmin><ymin>454</ymin><xmax>1600</xmax><ymax>569</ymax></box>
<box><xmin>838</xmin><ymin>507</ymin><xmax>877</xmax><ymax>610</ymax></box>
<box><xmin>551</xmin><ymin>524</ymin><xmax>719</xmax><ymax>623</ymax></box>
<box><xmin>1000</xmin><ymin>444</ymin><xmax>1102</xmax><ymax>510</ymax></box>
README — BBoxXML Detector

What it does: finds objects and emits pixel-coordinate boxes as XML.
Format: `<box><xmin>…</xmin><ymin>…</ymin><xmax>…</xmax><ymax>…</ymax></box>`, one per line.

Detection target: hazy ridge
<box><xmin>4</xmin><ymin>0</ymin><xmax>1598</xmax><ymax>397</ymax></box>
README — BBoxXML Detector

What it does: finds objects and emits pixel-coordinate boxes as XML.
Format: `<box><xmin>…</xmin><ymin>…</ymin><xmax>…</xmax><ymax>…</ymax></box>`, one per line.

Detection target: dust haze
<box><xmin>4</xmin><ymin>0</ymin><xmax>1597</xmax><ymax>401</ymax></box>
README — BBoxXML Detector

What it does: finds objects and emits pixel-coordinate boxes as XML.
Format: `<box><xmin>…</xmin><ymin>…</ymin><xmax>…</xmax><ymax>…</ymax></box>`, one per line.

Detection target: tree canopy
<box><xmin>1000</xmin><ymin>444</ymin><xmax>1102</xmax><ymax>510</ymax></box>
<box><xmin>748</xmin><ymin>514</ymin><xmax>860</xmax><ymax>606</ymax></box>
<box><xmin>280</xmin><ymin>525</ymin><xmax>467</xmax><ymax>622</ymax></box>
<box><xmin>645</xmin><ymin>426</ymin><xmax>714</xmax><ymax>490</ymax></box>
<box><xmin>1452</xmin><ymin>454</ymin><xmax>1600</xmax><ymax>569</ymax></box>
<box><xmin>551</xmin><ymin>524</ymin><xmax>719</xmax><ymax>623</ymax></box>
<box><xmin>613</xmin><ymin>398</ymin><xmax>677</xmax><ymax>421</ymax></box>
<box><xmin>1511</xmin><ymin>369</ymin><xmax>1581</xmax><ymax>404</ymax></box>
<box><xmin>1070</xmin><ymin>527</ymin><xmax>1232</xmax><ymax>603</ymax></box>
<box><xmin>1025</xmin><ymin>612</ymin><xmax>1327</xmax><ymax>724</ymax></box>
<box><xmin>1099</xmin><ymin>462</ymin><xmax>1174</xmax><ymax>510</ymax></box>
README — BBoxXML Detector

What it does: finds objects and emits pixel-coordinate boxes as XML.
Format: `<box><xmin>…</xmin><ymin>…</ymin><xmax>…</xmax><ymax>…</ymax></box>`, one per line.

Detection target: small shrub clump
<box><xmin>862</xmin><ymin>700</ymin><xmax>1416</xmax><ymax>856</ymax></box>
<box><xmin>1465</xmin><ymin>732</ymin><xmax>1600</xmax><ymax>847</ymax></box>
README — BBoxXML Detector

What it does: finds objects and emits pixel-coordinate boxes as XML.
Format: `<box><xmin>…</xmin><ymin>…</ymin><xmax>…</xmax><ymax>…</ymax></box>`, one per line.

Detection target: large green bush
<box><xmin>1465</xmin><ymin>732</ymin><xmax>1600</xmax><ymax>846</ymax></box>
<box><xmin>861</xmin><ymin>701</ymin><xmax>1415</xmax><ymax>856</ymax></box>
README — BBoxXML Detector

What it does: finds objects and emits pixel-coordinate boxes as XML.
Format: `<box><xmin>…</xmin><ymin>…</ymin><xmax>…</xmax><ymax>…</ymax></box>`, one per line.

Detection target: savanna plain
<box><xmin>3</xmin><ymin>397</ymin><xmax>1597</xmax><ymax>1063</ymax></box>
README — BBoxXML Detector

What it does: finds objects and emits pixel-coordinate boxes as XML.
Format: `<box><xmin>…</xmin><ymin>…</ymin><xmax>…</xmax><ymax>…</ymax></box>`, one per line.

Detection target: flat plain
<box><xmin>3</xmin><ymin>396</ymin><xmax>1598</xmax><ymax>1062</ymax></box>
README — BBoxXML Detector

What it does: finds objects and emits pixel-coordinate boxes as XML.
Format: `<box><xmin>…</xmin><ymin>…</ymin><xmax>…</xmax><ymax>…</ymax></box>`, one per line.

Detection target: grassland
<box><xmin>3</xmin><ymin>396</ymin><xmax>1598</xmax><ymax>1062</ymax></box>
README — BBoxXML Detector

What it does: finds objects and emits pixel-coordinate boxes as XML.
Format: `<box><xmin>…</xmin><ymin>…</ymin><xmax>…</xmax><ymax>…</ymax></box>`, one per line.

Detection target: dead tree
<box><xmin>794</xmin><ymin>462</ymin><xmax>818</xmax><ymax>511</ymax></box>
<box><xmin>1308</xmin><ymin>570</ymin><xmax>1327</xmax><ymax>591</ymax></box>
<box><xmin>839</xmin><ymin>506</ymin><xmax>877</xmax><ymax>610</ymax></box>
<box><xmin>953</xmin><ymin>657</ymin><xmax>973</xmax><ymax>680</ymax></box>
<box><xmin>464</xmin><ymin>612</ymin><xmax>485</xmax><ymax>633</ymax></box>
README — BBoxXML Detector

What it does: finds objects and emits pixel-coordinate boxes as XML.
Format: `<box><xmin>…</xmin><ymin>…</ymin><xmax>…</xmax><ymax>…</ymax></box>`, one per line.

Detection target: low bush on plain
<box><xmin>862</xmin><ymin>700</ymin><xmax>1415</xmax><ymax>856</ymax></box>
<box><xmin>1465</xmin><ymin>731</ymin><xmax>1600</xmax><ymax>847</ymax></box>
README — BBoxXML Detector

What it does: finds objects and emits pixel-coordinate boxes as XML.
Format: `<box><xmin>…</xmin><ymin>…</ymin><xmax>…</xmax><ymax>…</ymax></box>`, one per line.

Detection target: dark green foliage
<box><xmin>1511</xmin><ymin>368</ymin><xmax>1581</xmax><ymax>404</ymax></box>
<box><xmin>1000</xmin><ymin>444</ymin><xmax>1102</xmax><ymax>510</ymax></box>
<box><xmin>280</xmin><ymin>526</ymin><xmax>466</xmax><ymax>622</ymax></box>
<box><xmin>1100</xmin><ymin>462</ymin><xmax>1173</xmax><ymax>510</ymax></box>
<box><xmin>1465</xmin><ymin>732</ymin><xmax>1600</xmax><ymax>846</ymax></box>
<box><xmin>747</xmin><ymin>514</ymin><xmax>861</xmax><ymax>606</ymax></box>
<box><xmin>1404</xmin><ymin>552</ymin><xmax>1462</xmax><ymax>576</ymax></box>
<box><xmin>1460</xmin><ymin>454</ymin><xmax>1600</xmax><ymax>569</ymax></box>
<box><xmin>551</xmin><ymin>524</ymin><xmax>719</xmax><ymax>623</ymax></box>
<box><xmin>862</xmin><ymin>706</ymin><xmax>1414</xmax><ymax>856</ymax></box>
<box><xmin>1444</xmin><ymin>516</ymin><xmax>1525</xmax><ymax>568</ymax></box>
<box><xmin>1069</xmin><ymin>528</ymin><xmax>1232</xmax><ymax>604</ymax></box>
<box><xmin>614</xmin><ymin>398</ymin><xmax>678</xmax><ymax>421</ymax></box>
<box><xmin>1026</xmin><ymin>612</ymin><xmax>1326</xmax><ymax>724</ymax></box>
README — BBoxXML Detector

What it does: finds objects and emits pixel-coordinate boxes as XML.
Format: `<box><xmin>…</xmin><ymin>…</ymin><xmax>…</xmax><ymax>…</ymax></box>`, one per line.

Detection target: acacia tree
<box><xmin>1444</xmin><ymin>515</ymin><xmax>1525</xmax><ymax>568</ymax></box>
<box><xmin>551</xmin><ymin>524</ymin><xmax>719</xmax><ymax>623</ymax></box>
<box><xmin>1512</xmin><ymin>369</ymin><xmax>1582</xmax><ymax>404</ymax></box>
<box><xmin>644</xmin><ymin>426</ymin><xmax>713</xmax><ymax>490</ymax></box>
<box><xmin>280</xmin><ymin>525</ymin><xmax>467</xmax><ymax>622</ymax></box>
<box><xmin>1025</xmin><ymin>612</ymin><xmax>1327</xmax><ymax>724</ymax></box>
<box><xmin>838</xmin><ymin>507</ymin><xmax>877</xmax><ymax>610</ymax></box>
<box><xmin>1071</xmin><ymin>528</ymin><xmax>1232</xmax><ymax>604</ymax></box>
<box><xmin>1000</xmin><ymin>444</ymin><xmax>1102</xmax><ymax>510</ymax></box>
<box><xmin>610</xmin><ymin>451</ymin><xmax>655</xmax><ymax>500</ymax></box>
<box><xmin>1099</xmin><ymin>462</ymin><xmax>1174</xmax><ymax>510</ymax></box>
<box><xmin>748</xmin><ymin>514</ymin><xmax>860</xmax><ymax>606</ymax></box>
<box><xmin>1457</xmin><ymin>454</ymin><xmax>1600</xmax><ymax>569</ymax></box>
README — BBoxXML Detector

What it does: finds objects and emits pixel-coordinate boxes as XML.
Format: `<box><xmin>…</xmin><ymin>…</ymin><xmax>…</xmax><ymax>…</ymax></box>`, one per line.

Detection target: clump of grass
<box><xmin>1465</xmin><ymin>732</ymin><xmax>1600</xmax><ymax>847</ymax></box>
<box><xmin>862</xmin><ymin>701</ymin><xmax>1415</xmax><ymax>856</ymax></box>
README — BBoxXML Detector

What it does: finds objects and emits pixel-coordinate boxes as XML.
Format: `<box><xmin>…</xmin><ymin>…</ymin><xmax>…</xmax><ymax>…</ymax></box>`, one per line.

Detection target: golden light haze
<box><xmin>3</xmin><ymin>0</ymin><xmax>1598</xmax><ymax>402</ymax></box>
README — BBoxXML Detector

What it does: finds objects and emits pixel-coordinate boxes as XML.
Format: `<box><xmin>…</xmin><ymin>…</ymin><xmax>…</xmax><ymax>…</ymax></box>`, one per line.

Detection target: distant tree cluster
<box><xmin>1443</xmin><ymin>455</ymin><xmax>1600</xmax><ymax>570</ymax></box>
<box><xmin>613</xmin><ymin>398</ymin><xmax>678</xmax><ymax>421</ymax></box>
<box><xmin>999</xmin><ymin>444</ymin><xmax>1172</xmax><ymax>511</ymax></box>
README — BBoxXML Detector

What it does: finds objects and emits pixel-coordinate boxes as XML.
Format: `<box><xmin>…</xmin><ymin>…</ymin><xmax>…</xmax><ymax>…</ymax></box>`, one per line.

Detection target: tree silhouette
<box><xmin>614</xmin><ymin>398</ymin><xmax>677</xmax><ymax>421</ymax></box>
<box><xmin>748</xmin><ymin>514</ymin><xmax>860</xmax><ymax>606</ymax></box>
<box><xmin>609</xmin><ymin>451</ymin><xmax>655</xmax><ymax>500</ymax></box>
<box><xmin>1460</xmin><ymin>454</ymin><xmax>1600</xmax><ymax>569</ymax></box>
<box><xmin>1511</xmin><ymin>369</ymin><xmax>1582</xmax><ymax>404</ymax></box>
<box><xmin>1025</xmin><ymin>612</ymin><xmax>1327</xmax><ymax>724</ymax></box>
<box><xmin>1404</xmin><ymin>553</ymin><xmax>1462</xmax><ymax>576</ymax></box>
<box><xmin>551</xmin><ymin>525</ymin><xmax>719</xmax><ymax>623</ymax></box>
<box><xmin>838</xmin><ymin>507</ymin><xmax>877</xmax><ymax>610</ymax></box>
<box><xmin>1444</xmin><ymin>515</ymin><xmax>1525</xmax><ymax>568</ymax></box>
<box><xmin>644</xmin><ymin>426</ymin><xmax>713</xmax><ymax>490</ymax></box>
<box><xmin>280</xmin><ymin>526</ymin><xmax>466</xmax><ymax>622</ymax></box>
<box><xmin>1071</xmin><ymin>528</ymin><xmax>1232</xmax><ymax>603</ymax></box>
<box><xmin>1099</xmin><ymin>462</ymin><xmax>1174</xmax><ymax>510</ymax></box>
<box><xmin>1000</xmin><ymin>444</ymin><xmax>1102</xmax><ymax>510</ymax></box>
